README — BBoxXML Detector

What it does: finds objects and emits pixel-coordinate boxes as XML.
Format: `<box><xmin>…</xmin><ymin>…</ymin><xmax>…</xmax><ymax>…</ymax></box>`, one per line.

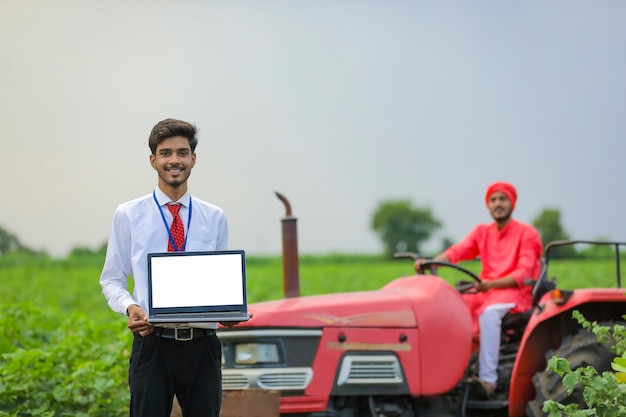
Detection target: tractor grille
<box><xmin>218</xmin><ymin>329</ymin><xmax>319</xmax><ymax>391</ymax></box>
<box><xmin>258</xmin><ymin>371</ymin><xmax>311</xmax><ymax>389</ymax></box>
<box><xmin>222</xmin><ymin>368</ymin><xmax>313</xmax><ymax>391</ymax></box>
<box><xmin>222</xmin><ymin>373</ymin><xmax>249</xmax><ymax>390</ymax></box>
<box><xmin>337</xmin><ymin>355</ymin><xmax>403</xmax><ymax>385</ymax></box>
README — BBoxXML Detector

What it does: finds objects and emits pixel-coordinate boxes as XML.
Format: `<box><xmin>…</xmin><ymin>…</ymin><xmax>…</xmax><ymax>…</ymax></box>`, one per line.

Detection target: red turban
<box><xmin>485</xmin><ymin>181</ymin><xmax>517</xmax><ymax>210</ymax></box>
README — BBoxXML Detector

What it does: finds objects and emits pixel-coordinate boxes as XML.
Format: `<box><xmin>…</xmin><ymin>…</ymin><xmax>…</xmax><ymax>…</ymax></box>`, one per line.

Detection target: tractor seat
<box><xmin>501</xmin><ymin>309</ymin><xmax>532</xmax><ymax>331</ymax></box>
<box><xmin>501</xmin><ymin>269</ymin><xmax>553</xmax><ymax>332</ymax></box>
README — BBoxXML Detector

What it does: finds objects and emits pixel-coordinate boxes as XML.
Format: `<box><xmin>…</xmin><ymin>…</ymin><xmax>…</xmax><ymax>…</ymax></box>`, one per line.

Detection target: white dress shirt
<box><xmin>99</xmin><ymin>188</ymin><xmax>229</xmax><ymax>328</ymax></box>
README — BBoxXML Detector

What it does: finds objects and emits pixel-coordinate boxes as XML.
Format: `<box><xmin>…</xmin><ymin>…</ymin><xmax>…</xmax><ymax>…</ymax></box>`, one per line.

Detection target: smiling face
<box><xmin>150</xmin><ymin>135</ymin><xmax>196</xmax><ymax>199</ymax></box>
<box><xmin>487</xmin><ymin>191</ymin><xmax>513</xmax><ymax>226</ymax></box>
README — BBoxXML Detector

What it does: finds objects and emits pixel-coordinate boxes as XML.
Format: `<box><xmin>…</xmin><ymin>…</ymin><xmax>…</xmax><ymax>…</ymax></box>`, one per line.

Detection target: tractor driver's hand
<box><xmin>474</xmin><ymin>280</ymin><xmax>492</xmax><ymax>293</ymax></box>
<box><xmin>414</xmin><ymin>258</ymin><xmax>427</xmax><ymax>273</ymax></box>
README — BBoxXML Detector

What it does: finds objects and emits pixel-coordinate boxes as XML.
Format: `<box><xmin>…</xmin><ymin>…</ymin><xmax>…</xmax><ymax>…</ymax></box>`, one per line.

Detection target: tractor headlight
<box><xmin>234</xmin><ymin>342</ymin><xmax>281</xmax><ymax>365</ymax></box>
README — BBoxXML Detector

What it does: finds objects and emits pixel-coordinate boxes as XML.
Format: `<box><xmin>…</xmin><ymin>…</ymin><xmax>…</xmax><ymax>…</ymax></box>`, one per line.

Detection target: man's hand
<box><xmin>127</xmin><ymin>304</ymin><xmax>154</xmax><ymax>336</ymax></box>
<box><xmin>474</xmin><ymin>280</ymin><xmax>492</xmax><ymax>292</ymax></box>
<box><xmin>475</xmin><ymin>276</ymin><xmax>516</xmax><ymax>292</ymax></box>
<box><xmin>414</xmin><ymin>253</ymin><xmax>450</xmax><ymax>273</ymax></box>
<box><xmin>413</xmin><ymin>258</ymin><xmax>427</xmax><ymax>273</ymax></box>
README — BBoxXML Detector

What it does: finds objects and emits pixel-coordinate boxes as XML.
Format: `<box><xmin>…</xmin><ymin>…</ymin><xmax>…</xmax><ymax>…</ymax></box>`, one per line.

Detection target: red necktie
<box><xmin>166</xmin><ymin>203</ymin><xmax>184</xmax><ymax>252</ymax></box>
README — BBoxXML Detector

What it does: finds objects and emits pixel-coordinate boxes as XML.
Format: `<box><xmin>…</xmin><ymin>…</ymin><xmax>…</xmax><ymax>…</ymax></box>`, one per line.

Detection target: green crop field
<box><xmin>0</xmin><ymin>253</ymin><xmax>624</xmax><ymax>416</ymax></box>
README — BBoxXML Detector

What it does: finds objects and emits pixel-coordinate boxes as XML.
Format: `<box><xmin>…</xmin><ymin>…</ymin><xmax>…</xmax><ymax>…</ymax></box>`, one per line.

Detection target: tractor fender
<box><xmin>508</xmin><ymin>288</ymin><xmax>626</xmax><ymax>417</ymax></box>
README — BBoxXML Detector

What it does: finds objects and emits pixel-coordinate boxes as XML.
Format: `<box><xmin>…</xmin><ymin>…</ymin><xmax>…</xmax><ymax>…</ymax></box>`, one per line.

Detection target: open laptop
<box><xmin>147</xmin><ymin>250</ymin><xmax>249</xmax><ymax>323</ymax></box>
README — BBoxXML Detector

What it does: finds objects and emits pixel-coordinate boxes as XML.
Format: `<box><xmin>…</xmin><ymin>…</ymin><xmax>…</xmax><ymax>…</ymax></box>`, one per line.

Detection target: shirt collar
<box><xmin>491</xmin><ymin>218</ymin><xmax>516</xmax><ymax>234</ymax></box>
<box><xmin>153</xmin><ymin>188</ymin><xmax>191</xmax><ymax>208</ymax></box>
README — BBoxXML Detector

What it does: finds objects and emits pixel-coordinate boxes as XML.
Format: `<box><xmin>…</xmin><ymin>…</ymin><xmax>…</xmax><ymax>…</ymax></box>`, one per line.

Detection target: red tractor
<box><xmin>218</xmin><ymin>200</ymin><xmax>626</xmax><ymax>416</ymax></box>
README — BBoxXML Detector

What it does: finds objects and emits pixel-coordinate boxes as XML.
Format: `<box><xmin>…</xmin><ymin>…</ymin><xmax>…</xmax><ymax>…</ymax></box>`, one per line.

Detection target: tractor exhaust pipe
<box><xmin>275</xmin><ymin>191</ymin><xmax>300</xmax><ymax>298</ymax></box>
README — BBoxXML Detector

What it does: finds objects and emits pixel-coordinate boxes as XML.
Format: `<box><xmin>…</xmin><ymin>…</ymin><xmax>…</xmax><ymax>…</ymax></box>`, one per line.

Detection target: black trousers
<box><xmin>129</xmin><ymin>332</ymin><xmax>222</xmax><ymax>417</ymax></box>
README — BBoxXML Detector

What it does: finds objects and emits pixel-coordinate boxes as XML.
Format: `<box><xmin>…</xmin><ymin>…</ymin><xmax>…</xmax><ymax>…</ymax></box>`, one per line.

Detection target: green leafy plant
<box><xmin>613</xmin><ymin>351</ymin><xmax>626</xmax><ymax>383</ymax></box>
<box><xmin>0</xmin><ymin>302</ymin><xmax>130</xmax><ymax>416</ymax></box>
<box><xmin>542</xmin><ymin>311</ymin><xmax>626</xmax><ymax>417</ymax></box>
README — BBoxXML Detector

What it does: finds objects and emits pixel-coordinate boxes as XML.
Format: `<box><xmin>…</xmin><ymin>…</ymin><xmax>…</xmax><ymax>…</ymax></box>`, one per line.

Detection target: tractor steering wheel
<box><xmin>393</xmin><ymin>252</ymin><xmax>483</xmax><ymax>294</ymax></box>
<box><xmin>418</xmin><ymin>260</ymin><xmax>482</xmax><ymax>294</ymax></box>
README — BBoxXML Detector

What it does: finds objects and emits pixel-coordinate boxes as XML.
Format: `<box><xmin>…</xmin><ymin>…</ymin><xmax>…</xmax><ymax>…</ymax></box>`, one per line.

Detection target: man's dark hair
<box><xmin>148</xmin><ymin>118</ymin><xmax>198</xmax><ymax>155</ymax></box>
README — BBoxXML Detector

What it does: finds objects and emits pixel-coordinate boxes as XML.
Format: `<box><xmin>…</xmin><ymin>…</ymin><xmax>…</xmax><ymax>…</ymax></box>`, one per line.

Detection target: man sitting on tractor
<box><xmin>414</xmin><ymin>181</ymin><xmax>543</xmax><ymax>399</ymax></box>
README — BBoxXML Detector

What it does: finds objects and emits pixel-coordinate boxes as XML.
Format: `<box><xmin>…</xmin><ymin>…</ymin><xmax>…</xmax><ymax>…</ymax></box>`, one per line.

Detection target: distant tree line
<box><xmin>370</xmin><ymin>199</ymin><xmax>618</xmax><ymax>260</ymax></box>
<box><xmin>0</xmin><ymin>202</ymin><xmax>619</xmax><ymax>261</ymax></box>
<box><xmin>0</xmin><ymin>226</ymin><xmax>106</xmax><ymax>260</ymax></box>
<box><xmin>0</xmin><ymin>227</ymin><xmax>43</xmax><ymax>257</ymax></box>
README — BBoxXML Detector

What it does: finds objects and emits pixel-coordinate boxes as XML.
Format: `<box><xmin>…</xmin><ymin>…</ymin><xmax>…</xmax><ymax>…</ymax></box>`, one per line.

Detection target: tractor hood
<box><xmin>239</xmin><ymin>274</ymin><xmax>461</xmax><ymax>329</ymax></box>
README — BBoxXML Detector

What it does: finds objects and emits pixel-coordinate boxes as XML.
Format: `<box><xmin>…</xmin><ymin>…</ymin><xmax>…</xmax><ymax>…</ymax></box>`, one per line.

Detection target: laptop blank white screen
<box><xmin>150</xmin><ymin>252</ymin><xmax>245</xmax><ymax>308</ymax></box>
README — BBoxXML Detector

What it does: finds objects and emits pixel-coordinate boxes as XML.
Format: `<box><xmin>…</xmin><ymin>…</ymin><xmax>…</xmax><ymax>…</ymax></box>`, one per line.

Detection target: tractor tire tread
<box><xmin>525</xmin><ymin>323</ymin><xmax>619</xmax><ymax>417</ymax></box>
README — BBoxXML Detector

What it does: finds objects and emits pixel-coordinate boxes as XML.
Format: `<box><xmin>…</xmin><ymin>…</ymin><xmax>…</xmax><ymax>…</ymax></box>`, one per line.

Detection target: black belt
<box><xmin>153</xmin><ymin>327</ymin><xmax>215</xmax><ymax>341</ymax></box>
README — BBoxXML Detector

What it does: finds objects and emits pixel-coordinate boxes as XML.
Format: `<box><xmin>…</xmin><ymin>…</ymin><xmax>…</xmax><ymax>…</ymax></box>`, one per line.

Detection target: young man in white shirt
<box><xmin>100</xmin><ymin>118</ymin><xmax>228</xmax><ymax>416</ymax></box>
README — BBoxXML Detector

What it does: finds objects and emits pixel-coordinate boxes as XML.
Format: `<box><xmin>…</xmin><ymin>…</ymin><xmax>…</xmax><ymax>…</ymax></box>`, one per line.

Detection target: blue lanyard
<box><xmin>153</xmin><ymin>191</ymin><xmax>192</xmax><ymax>252</ymax></box>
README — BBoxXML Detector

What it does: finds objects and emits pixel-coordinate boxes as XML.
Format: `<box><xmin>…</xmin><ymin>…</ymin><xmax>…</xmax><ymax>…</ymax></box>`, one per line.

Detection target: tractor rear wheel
<box><xmin>526</xmin><ymin>325</ymin><xmax>616</xmax><ymax>417</ymax></box>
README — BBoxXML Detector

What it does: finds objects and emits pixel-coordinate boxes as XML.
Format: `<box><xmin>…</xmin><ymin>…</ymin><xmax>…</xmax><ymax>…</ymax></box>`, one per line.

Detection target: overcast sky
<box><xmin>2</xmin><ymin>1</ymin><xmax>625</xmax><ymax>258</ymax></box>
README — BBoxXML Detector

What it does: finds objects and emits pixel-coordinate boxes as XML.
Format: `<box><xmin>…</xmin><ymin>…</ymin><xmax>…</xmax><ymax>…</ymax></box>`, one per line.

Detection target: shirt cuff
<box><xmin>120</xmin><ymin>297</ymin><xmax>139</xmax><ymax>316</ymax></box>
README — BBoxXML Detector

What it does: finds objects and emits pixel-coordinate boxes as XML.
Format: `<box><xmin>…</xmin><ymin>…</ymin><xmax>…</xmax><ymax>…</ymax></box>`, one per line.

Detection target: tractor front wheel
<box><xmin>526</xmin><ymin>325</ymin><xmax>616</xmax><ymax>417</ymax></box>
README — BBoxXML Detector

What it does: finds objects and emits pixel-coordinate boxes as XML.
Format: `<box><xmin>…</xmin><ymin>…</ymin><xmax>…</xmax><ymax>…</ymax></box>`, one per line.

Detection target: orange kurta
<box><xmin>445</xmin><ymin>219</ymin><xmax>543</xmax><ymax>331</ymax></box>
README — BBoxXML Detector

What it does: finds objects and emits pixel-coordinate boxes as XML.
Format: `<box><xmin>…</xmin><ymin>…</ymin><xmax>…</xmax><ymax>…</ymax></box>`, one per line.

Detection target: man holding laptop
<box><xmin>100</xmin><ymin>118</ymin><xmax>243</xmax><ymax>417</ymax></box>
